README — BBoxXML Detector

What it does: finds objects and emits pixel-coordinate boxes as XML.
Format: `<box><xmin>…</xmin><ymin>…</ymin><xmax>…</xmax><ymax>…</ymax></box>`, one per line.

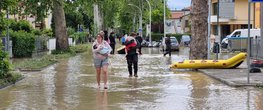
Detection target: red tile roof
<box><xmin>170</xmin><ymin>12</ymin><xmax>184</xmax><ymax>19</ymax></box>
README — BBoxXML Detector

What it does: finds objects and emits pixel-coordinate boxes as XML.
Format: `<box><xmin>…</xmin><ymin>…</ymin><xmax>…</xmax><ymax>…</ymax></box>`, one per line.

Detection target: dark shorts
<box><xmin>94</xmin><ymin>58</ymin><xmax>109</xmax><ymax>68</ymax></box>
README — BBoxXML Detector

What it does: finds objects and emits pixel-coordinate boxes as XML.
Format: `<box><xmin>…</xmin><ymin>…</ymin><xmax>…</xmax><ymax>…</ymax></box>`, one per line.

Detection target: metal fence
<box><xmin>34</xmin><ymin>36</ymin><xmax>49</xmax><ymax>53</ymax></box>
<box><xmin>228</xmin><ymin>37</ymin><xmax>263</xmax><ymax>60</ymax></box>
<box><xmin>251</xmin><ymin>37</ymin><xmax>263</xmax><ymax>59</ymax></box>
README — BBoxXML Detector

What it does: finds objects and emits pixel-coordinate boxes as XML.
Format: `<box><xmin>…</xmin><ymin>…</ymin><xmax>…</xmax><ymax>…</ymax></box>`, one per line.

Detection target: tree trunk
<box><xmin>53</xmin><ymin>0</ymin><xmax>69</xmax><ymax>51</ymax></box>
<box><xmin>189</xmin><ymin>0</ymin><xmax>208</xmax><ymax>60</ymax></box>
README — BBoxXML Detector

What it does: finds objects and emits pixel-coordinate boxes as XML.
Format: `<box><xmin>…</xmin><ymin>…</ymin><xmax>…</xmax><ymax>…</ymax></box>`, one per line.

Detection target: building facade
<box><xmin>210</xmin><ymin>0</ymin><xmax>256</xmax><ymax>42</ymax></box>
<box><xmin>168</xmin><ymin>8</ymin><xmax>190</xmax><ymax>34</ymax></box>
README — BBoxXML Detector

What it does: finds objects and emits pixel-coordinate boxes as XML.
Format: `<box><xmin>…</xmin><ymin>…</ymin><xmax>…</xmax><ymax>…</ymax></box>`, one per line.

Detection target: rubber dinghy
<box><xmin>117</xmin><ymin>46</ymin><xmax>126</xmax><ymax>54</ymax></box>
<box><xmin>170</xmin><ymin>53</ymin><xmax>246</xmax><ymax>69</ymax></box>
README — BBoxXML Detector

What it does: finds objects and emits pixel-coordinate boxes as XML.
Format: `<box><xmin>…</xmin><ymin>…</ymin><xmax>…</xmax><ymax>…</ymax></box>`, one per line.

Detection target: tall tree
<box><xmin>23</xmin><ymin>0</ymin><xmax>69</xmax><ymax>51</ymax></box>
<box><xmin>190</xmin><ymin>0</ymin><xmax>208</xmax><ymax>59</ymax></box>
<box><xmin>53</xmin><ymin>0</ymin><xmax>68</xmax><ymax>50</ymax></box>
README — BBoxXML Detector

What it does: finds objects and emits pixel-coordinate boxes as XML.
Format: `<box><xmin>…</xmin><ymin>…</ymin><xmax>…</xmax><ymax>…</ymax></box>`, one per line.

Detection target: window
<box><xmin>185</xmin><ymin>20</ymin><xmax>189</xmax><ymax>27</ymax></box>
<box><xmin>213</xmin><ymin>3</ymin><xmax>218</xmax><ymax>15</ymax></box>
<box><xmin>213</xmin><ymin>25</ymin><xmax>218</xmax><ymax>35</ymax></box>
<box><xmin>241</xmin><ymin>25</ymin><xmax>252</xmax><ymax>29</ymax></box>
<box><xmin>232</xmin><ymin>31</ymin><xmax>241</xmax><ymax>37</ymax></box>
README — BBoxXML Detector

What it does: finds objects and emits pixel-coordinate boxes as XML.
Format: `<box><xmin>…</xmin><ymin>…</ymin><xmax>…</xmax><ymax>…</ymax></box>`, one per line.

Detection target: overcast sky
<box><xmin>167</xmin><ymin>0</ymin><xmax>191</xmax><ymax>10</ymax></box>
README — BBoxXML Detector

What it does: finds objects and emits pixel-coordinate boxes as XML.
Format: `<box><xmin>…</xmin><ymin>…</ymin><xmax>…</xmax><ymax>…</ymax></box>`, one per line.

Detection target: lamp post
<box><xmin>164</xmin><ymin>0</ymin><xmax>166</xmax><ymax>38</ymax></box>
<box><xmin>6</xmin><ymin>7</ymin><xmax>10</xmax><ymax>54</ymax></box>
<box><xmin>128</xmin><ymin>4</ymin><xmax>143</xmax><ymax>37</ymax></box>
<box><xmin>145</xmin><ymin>0</ymin><xmax>152</xmax><ymax>45</ymax></box>
<box><xmin>208</xmin><ymin>0</ymin><xmax>211</xmax><ymax>59</ymax></box>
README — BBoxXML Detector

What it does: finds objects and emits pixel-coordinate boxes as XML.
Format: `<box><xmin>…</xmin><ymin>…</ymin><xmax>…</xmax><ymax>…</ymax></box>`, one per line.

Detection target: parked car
<box><xmin>160</xmin><ymin>36</ymin><xmax>179</xmax><ymax>51</ymax></box>
<box><xmin>180</xmin><ymin>35</ymin><xmax>191</xmax><ymax>46</ymax></box>
<box><xmin>221</xmin><ymin>29</ymin><xmax>260</xmax><ymax>49</ymax></box>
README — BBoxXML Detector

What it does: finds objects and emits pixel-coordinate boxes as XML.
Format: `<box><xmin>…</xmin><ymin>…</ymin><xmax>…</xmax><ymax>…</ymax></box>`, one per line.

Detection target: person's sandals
<box><xmin>104</xmin><ymin>84</ymin><xmax>108</xmax><ymax>89</ymax></box>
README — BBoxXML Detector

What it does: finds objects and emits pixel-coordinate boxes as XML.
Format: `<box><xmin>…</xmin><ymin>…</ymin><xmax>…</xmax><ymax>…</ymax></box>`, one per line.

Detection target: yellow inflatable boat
<box><xmin>170</xmin><ymin>53</ymin><xmax>246</xmax><ymax>69</ymax></box>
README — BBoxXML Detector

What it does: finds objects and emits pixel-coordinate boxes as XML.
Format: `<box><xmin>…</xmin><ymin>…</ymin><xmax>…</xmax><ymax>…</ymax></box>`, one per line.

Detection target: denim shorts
<box><xmin>93</xmin><ymin>58</ymin><xmax>109</xmax><ymax>68</ymax></box>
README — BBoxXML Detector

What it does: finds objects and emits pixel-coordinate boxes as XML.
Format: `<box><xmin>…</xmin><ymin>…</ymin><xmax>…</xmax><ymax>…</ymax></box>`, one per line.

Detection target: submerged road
<box><xmin>0</xmin><ymin>47</ymin><xmax>263</xmax><ymax>110</ymax></box>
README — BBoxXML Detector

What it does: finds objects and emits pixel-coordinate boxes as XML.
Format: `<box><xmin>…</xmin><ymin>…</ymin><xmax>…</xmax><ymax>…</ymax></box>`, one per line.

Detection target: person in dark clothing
<box><xmin>125</xmin><ymin>32</ymin><xmax>139</xmax><ymax>77</ymax></box>
<box><xmin>109</xmin><ymin>32</ymin><xmax>116</xmax><ymax>54</ymax></box>
<box><xmin>163</xmin><ymin>36</ymin><xmax>171</xmax><ymax>57</ymax></box>
<box><xmin>135</xmin><ymin>33</ymin><xmax>143</xmax><ymax>55</ymax></box>
<box><xmin>103</xmin><ymin>31</ymin><xmax>110</xmax><ymax>44</ymax></box>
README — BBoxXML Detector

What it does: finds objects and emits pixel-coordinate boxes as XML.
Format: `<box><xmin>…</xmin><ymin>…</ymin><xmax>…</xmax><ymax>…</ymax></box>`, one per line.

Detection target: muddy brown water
<box><xmin>1</xmin><ymin>47</ymin><xmax>263</xmax><ymax>110</ymax></box>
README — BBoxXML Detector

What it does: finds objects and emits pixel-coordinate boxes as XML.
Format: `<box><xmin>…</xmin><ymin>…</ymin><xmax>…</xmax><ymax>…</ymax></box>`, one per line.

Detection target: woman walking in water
<box><xmin>92</xmin><ymin>34</ymin><xmax>112</xmax><ymax>89</ymax></box>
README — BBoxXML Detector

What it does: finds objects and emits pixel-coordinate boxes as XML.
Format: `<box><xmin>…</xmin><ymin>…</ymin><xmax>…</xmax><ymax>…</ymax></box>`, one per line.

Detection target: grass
<box><xmin>13</xmin><ymin>44</ymin><xmax>92</xmax><ymax>71</ymax></box>
<box><xmin>0</xmin><ymin>71</ymin><xmax>23</xmax><ymax>88</ymax></box>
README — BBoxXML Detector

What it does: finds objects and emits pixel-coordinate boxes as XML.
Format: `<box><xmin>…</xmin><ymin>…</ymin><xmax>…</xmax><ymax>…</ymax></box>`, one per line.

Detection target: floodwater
<box><xmin>1</xmin><ymin>47</ymin><xmax>263</xmax><ymax>110</ymax></box>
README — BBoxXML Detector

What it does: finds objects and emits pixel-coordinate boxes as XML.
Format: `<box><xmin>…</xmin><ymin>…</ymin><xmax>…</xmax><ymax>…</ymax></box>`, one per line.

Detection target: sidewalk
<box><xmin>199</xmin><ymin>62</ymin><xmax>263</xmax><ymax>87</ymax></box>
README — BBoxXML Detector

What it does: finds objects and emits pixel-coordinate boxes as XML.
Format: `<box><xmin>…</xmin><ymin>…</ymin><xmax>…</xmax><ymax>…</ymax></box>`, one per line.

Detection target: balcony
<box><xmin>210</xmin><ymin>15</ymin><xmax>236</xmax><ymax>23</ymax></box>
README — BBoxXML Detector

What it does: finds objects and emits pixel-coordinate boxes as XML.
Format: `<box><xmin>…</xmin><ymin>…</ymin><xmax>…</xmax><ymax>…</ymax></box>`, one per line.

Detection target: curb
<box><xmin>18</xmin><ymin>61</ymin><xmax>58</xmax><ymax>72</ymax></box>
<box><xmin>0</xmin><ymin>76</ymin><xmax>25</xmax><ymax>90</ymax></box>
<box><xmin>199</xmin><ymin>69</ymin><xmax>263</xmax><ymax>87</ymax></box>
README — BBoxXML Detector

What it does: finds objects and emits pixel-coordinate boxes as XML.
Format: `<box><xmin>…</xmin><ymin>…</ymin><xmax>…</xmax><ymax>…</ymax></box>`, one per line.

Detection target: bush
<box><xmin>0</xmin><ymin>41</ymin><xmax>10</xmax><ymax>79</ymax></box>
<box><xmin>9</xmin><ymin>19</ymin><xmax>32</xmax><ymax>32</ymax></box>
<box><xmin>42</xmin><ymin>29</ymin><xmax>53</xmax><ymax>37</ymax></box>
<box><xmin>70</xmin><ymin>32</ymin><xmax>88</xmax><ymax>44</ymax></box>
<box><xmin>32</xmin><ymin>29</ymin><xmax>42</xmax><ymax>36</ymax></box>
<box><xmin>10</xmin><ymin>31</ymin><xmax>35</xmax><ymax>58</ymax></box>
<box><xmin>70</xmin><ymin>44</ymin><xmax>90</xmax><ymax>53</ymax></box>
<box><xmin>67</xmin><ymin>27</ymin><xmax>76</xmax><ymax>37</ymax></box>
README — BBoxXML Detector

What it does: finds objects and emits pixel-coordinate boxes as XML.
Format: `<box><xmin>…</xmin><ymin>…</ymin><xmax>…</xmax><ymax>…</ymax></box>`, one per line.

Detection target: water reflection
<box><xmin>96</xmin><ymin>90</ymin><xmax>108</xmax><ymax>110</ymax></box>
<box><xmin>1</xmin><ymin>47</ymin><xmax>263</xmax><ymax>109</ymax></box>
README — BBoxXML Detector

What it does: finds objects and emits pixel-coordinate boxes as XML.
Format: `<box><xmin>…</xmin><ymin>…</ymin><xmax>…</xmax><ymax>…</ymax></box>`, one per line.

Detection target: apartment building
<box><xmin>168</xmin><ymin>8</ymin><xmax>190</xmax><ymax>34</ymax></box>
<box><xmin>211</xmin><ymin>0</ymin><xmax>257</xmax><ymax>41</ymax></box>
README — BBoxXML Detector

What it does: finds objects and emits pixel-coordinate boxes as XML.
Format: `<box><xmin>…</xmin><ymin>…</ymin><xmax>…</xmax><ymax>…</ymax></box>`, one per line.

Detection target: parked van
<box><xmin>221</xmin><ymin>29</ymin><xmax>260</xmax><ymax>48</ymax></box>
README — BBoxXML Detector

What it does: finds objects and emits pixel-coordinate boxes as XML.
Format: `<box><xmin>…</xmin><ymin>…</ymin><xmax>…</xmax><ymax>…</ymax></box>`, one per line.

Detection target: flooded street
<box><xmin>1</xmin><ymin>47</ymin><xmax>263</xmax><ymax>110</ymax></box>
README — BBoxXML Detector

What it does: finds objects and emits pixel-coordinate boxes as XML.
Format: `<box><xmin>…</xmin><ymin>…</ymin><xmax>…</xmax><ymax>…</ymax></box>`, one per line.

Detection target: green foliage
<box><xmin>14</xmin><ymin>55</ymin><xmax>57</xmax><ymax>70</ymax></box>
<box><xmin>9</xmin><ymin>19</ymin><xmax>32</xmax><ymax>32</ymax></box>
<box><xmin>70</xmin><ymin>32</ymin><xmax>88</xmax><ymax>44</ymax></box>
<box><xmin>0</xmin><ymin>72</ymin><xmax>22</xmax><ymax>86</ymax></box>
<box><xmin>14</xmin><ymin>44</ymin><xmax>91</xmax><ymax>71</ymax></box>
<box><xmin>67</xmin><ymin>27</ymin><xmax>76</xmax><ymax>36</ymax></box>
<box><xmin>0</xmin><ymin>41</ymin><xmax>11</xmax><ymax>79</ymax></box>
<box><xmin>42</xmin><ymin>29</ymin><xmax>53</xmax><ymax>37</ymax></box>
<box><xmin>32</xmin><ymin>29</ymin><xmax>42</xmax><ymax>36</ymax></box>
<box><xmin>10</xmin><ymin>31</ymin><xmax>35</xmax><ymax>58</ymax></box>
<box><xmin>70</xmin><ymin>44</ymin><xmax>90</xmax><ymax>53</ymax></box>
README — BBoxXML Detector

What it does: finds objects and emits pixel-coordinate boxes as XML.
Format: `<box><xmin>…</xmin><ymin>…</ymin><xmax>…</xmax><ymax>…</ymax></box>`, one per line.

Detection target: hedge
<box><xmin>0</xmin><ymin>41</ymin><xmax>10</xmax><ymax>79</ymax></box>
<box><xmin>9</xmin><ymin>19</ymin><xmax>32</xmax><ymax>33</ymax></box>
<box><xmin>10</xmin><ymin>31</ymin><xmax>35</xmax><ymax>58</ymax></box>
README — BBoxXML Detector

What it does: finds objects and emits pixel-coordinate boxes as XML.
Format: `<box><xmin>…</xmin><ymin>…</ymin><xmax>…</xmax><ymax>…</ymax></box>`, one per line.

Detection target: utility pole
<box><xmin>164</xmin><ymin>0</ymin><xmax>166</xmax><ymax>38</ymax></box>
<box><xmin>128</xmin><ymin>4</ymin><xmax>143</xmax><ymax>38</ymax></box>
<box><xmin>216</xmin><ymin>0</ymin><xmax>220</xmax><ymax>60</ymax></box>
<box><xmin>145</xmin><ymin>0</ymin><xmax>152</xmax><ymax>46</ymax></box>
<box><xmin>208</xmin><ymin>0</ymin><xmax>211</xmax><ymax>59</ymax></box>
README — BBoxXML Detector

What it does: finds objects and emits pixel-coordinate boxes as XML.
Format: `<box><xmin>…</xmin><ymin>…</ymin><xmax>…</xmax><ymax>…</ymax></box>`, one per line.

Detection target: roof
<box><xmin>170</xmin><ymin>11</ymin><xmax>184</xmax><ymax>19</ymax></box>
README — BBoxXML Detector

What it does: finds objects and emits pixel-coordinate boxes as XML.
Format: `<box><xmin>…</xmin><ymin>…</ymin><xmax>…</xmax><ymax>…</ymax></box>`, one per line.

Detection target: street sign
<box><xmin>250</xmin><ymin>0</ymin><xmax>263</xmax><ymax>2</ymax></box>
<box><xmin>138</xmin><ymin>28</ymin><xmax>142</xmax><ymax>32</ymax></box>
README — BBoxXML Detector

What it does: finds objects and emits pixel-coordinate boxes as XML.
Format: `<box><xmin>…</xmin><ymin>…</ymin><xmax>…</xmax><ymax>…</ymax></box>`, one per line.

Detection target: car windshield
<box><xmin>171</xmin><ymin>38</ymin><xmax>177</xmax><ymax>43</ymax></box>
<box><xmin>182</xmin><ymin>35</ymin><xmax>190</xmax><ymax>41</ymax></box>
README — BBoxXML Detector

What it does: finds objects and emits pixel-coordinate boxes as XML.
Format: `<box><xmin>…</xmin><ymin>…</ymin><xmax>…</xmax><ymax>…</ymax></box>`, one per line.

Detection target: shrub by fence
<box><xmin>70</xmin><ymin>32</ymin><xmax>88</xmax><ymax>44</ymax></box>
<box><xmin>0</xmin><ymin>41</ymin><xmax>10</xmax><ymax>79</ymax></box>
<box><xmin>11</xmin><ymin>31</ymin><xmax>35</xmax><ymax>58</ymax></box>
